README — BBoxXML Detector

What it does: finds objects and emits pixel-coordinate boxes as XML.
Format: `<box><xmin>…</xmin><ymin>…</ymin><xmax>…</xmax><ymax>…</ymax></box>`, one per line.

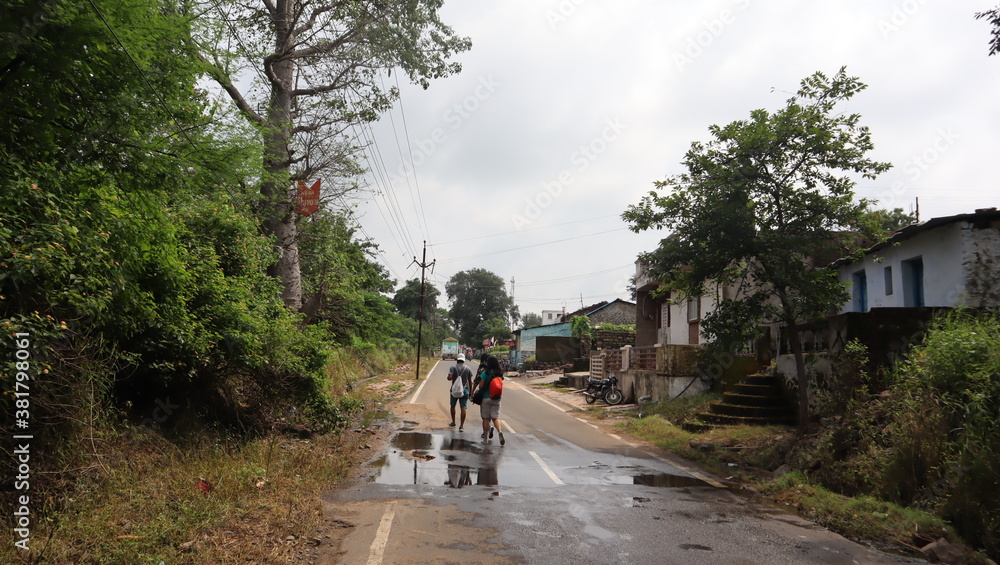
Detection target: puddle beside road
<box><xmin>370</xmin><ymin>431</ymin><xmax>711</xmax><ymax>489</ymax></box>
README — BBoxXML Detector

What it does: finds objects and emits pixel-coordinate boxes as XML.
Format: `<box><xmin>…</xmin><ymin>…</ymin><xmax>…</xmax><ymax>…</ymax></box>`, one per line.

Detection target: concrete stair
<box><xmin>688</xmin><ymin>374</ymin><xmax>796</xmax><ymax>430</ymax></box>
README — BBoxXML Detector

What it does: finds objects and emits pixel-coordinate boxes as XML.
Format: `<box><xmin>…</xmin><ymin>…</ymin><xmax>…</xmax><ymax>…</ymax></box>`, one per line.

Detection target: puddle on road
<box><xmin>370</xmin><ymin>431</ymin><xmax>528</xmax><ymax>488</ymax></box>
<box><xmin>370</xmin><ymin>431</ymin><xmax>710</xmax><ymax>489</ymax></box>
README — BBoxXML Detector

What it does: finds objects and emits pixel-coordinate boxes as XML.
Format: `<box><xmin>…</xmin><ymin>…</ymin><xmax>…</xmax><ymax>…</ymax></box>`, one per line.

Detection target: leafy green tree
<box><xmin>476</xmin><ymin>317</ymin><xmax>513</xmax><ymax>345</ymax></box>
<box><xmin>446</xmin><ymin>268</ymin><xmax>514</xmax><ymax>346</ymax></box>
<box><xmin>977</xmin><ymin>5</ymin><xmax>1000</xmax><ymax>55</ymax></box>
<box><xmin>0</xmin><ymin>0</ymin><xmax>337</xmax><ymax>434</ymax></box>
<box><xmin>571</xmin><ymin>316</ymin><xmax>594</xmax><ymax>341</ymax></box>
<box><xmin>298</xmin><ymin>209</ymin><xmax>402</xmax><ymax>345</ymax></box>
<box><xmin>869</xmin><ymin>207</ymin><xmax>916</xmax><ymax>233</ymax></box>
<box><xmin>392</xmin><ymin>279</ymin><xmax>440</xmax><ymax>321</ymax></box>
<box><xmin>521</xmin><ymin>312</ymin><xmax>543</xmax><ymax>329</ymax></box>
<box><xmin>623</xmin><ymin>68</ymin><xmax>891</xmax><ymax>429</ymax></box>
<box><xmin>199</xmin><ymin>0</ymin><xmax>472</xmax><ymax>310</ymax></box>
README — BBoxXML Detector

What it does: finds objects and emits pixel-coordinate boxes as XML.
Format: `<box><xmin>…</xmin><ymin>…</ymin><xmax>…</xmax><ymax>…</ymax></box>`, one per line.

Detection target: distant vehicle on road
<box><xmin>441</xmin><ymin>338</ymin><xmax>460</xmax><ymax>360</ymax></box>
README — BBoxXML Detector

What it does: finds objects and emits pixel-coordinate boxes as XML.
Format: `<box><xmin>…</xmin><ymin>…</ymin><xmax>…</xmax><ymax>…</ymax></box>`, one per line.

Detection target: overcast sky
<box><xmin>350</xmin><ymin>0</ymin><xmax>1000</xmax><ymax>321</ymax></box>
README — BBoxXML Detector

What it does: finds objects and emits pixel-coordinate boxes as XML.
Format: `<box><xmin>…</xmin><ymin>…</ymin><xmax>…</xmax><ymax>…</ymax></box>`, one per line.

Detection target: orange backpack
<box><xmin>489</xmin><ymin>374</ymin><xmax>503</xmax><ymax>399</ymax></box>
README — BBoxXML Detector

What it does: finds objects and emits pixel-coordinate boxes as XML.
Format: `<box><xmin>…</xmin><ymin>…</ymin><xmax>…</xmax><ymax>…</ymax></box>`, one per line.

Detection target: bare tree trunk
<box><xmin>785</xmin><ymin>318</ymin><xmax>809</xmax><ymax>432</ymax></box>
<box><xmin>775</xmin><ymin>287</ymin><xmax>810</xmax><ymax>432</ymax></box>
<box><xmin>260</xmin><ymin>0</ymin><xmax>302</xmax><ymax>311</ymax></box>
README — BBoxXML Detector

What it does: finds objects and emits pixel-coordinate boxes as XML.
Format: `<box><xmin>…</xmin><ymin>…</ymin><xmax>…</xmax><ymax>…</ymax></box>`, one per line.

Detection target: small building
<box><xmin>540</xmin><ymin>309</ymin><xmax>564</xmax><ymax>326</ymax></box>
<box><xmin>560</xmin><ymin>298</ymin><xmax>637</xmax><ymax>326</ymax></box>
<box><xmin>835</xmin><ymin>207</ymin><xmax>1000</xmax><ymax>312</ymax></box>
<box><xmin>634</xmin><ymin>262</ymin><xmax>741</xmax><ymax>347</ymax></box>
<box><xmin>512</xmin><ymin>321</ymin><xmax>574</xmax><ymax>367</ymax></box>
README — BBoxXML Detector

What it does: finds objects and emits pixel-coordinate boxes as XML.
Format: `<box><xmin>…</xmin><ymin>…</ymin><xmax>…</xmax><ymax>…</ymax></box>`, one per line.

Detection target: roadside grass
<box><xmin>541</xmin><ymin>382</ymin><xmax>575</xmax><ymax>394</ymax></box>
<box><xmin>615</xmin><ymin>412</ymin><xmax>960</xmax><ymax>559</ymax></box>
<box><xmin>1</xmin><ymin>354</ymin><xmax>418</xmax><ymax>565</ymax></box>
<box><xmin>22</xmin><ymin>430</ymin><xmax>367</xmax><ymax>564</ymax></box>
<box><xmin>762</xmin><ymin>472</ymin><xmax>952</xmax><ymax>552</ymax></box>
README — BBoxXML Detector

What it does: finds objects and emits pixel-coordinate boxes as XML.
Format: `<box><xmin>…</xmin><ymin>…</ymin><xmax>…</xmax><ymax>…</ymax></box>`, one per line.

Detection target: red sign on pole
<box><xmin>296</xmin><ymin>179</ymin><xmax>321</xmax><ymax>216</ymax></box>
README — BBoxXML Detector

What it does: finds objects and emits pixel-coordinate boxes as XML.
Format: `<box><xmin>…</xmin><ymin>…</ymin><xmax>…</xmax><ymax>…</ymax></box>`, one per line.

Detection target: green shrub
<box><xmin>886</xmin><ymin>311</ymin><xmax>1000</xmax><ymax>554</ymax></box>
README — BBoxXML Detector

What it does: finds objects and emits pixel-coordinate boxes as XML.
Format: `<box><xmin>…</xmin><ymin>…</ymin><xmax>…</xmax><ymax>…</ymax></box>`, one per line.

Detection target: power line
<box><xmin>431</xmin><ymin>213</ymin><xmax>623</xmax><ymax>246</ymax></box>
<box><xmin>516</xmin><ymin>264</ymin><xmax>634</xmax><ymax>287</ymax></box>
<box><xmin>436</xmin><ymin>227</ymin><xmax>629</xmax><ymax>263</ymax></box>
<box><xmin>392</xmin><ymin>72</ymin><xmax>430</xmax><ymax>241</ymax></box>
<box><xmin>346</xmin><ymin>90</ymin><xmax>418</xmax><ymax>258</ymax></box>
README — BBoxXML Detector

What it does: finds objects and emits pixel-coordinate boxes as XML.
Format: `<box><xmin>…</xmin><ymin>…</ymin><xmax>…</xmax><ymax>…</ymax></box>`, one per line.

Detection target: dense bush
<box><xmin>888</xmin><ymin>311</ymin><xmax>999</xmax><ymax>554</ymax></box>
<box><xmin>798</xmin><ymin>311</ymin><xmax>1000</xmax><ymax>555</ymax></box>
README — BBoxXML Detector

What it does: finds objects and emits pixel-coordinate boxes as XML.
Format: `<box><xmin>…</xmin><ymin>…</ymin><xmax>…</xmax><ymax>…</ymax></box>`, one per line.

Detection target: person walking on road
<box><xmin>447</xmin><ymin>354</ymin><xmax>472</xmax><ymax>431</ymax></box>
<box><xmin>471</xmin><ymin>356</ymin><xmax>505</xmax><ymax>446</ymax></box>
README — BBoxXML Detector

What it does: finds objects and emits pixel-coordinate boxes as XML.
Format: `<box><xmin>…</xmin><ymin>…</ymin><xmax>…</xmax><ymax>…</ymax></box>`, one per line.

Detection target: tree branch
<box><xmin>203</xmin><ymin>56</ymin><xmax>264</xmax><ymax>124</ymax></box>
<box><xmin>261</xmin><ymin>0</ymin><xmax>277</xmax><ymax>19</ymax></box>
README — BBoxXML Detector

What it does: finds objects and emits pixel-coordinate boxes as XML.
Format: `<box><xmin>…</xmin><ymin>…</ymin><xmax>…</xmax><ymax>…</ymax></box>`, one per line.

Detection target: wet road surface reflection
<box><xmin>369</xmin><ymin>431</ymin><xmax>710</xmax><ymax>489</ymax></box>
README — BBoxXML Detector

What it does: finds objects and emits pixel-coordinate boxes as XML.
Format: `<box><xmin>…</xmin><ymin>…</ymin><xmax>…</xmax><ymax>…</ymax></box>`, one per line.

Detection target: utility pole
<box><xmin>509</xmin><ymin>276</ymin><xmax>515</xmax><ymax>330</ymax></box>
<box><xmin>410</xmin><ymin>241</ymin><xmax>435</xmax><ymax>380</ymax></box>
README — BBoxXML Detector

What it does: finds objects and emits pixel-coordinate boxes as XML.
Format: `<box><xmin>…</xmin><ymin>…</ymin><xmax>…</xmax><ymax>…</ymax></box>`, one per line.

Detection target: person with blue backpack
<box><xmin>471</xmin><ymin>355</ymin><xmax>505</xmax><ymax>446</ymax></box>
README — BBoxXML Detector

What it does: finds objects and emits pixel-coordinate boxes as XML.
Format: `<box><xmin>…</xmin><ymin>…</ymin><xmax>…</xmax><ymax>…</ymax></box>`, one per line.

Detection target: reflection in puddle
<box><xmin>372</xmin><ymin>431</ymin><xmax>511</xmax><ymax>487</ymax></box>
<box><xmin>632</xmin><ymin>473</ymin><xmax>708</xmax><ymax>488</ymax></box>
<box><xmin>371</xmin><ymin>431</ymin><xmax>711</xmax><ymax>489</ymax></box>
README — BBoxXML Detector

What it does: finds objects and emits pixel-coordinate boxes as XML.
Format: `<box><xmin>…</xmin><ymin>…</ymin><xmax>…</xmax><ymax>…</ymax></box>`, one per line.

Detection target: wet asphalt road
<box><xmin>325</xmin><ymin>360</ymin><xmax>925</xmax><ymax>565</ymax></box>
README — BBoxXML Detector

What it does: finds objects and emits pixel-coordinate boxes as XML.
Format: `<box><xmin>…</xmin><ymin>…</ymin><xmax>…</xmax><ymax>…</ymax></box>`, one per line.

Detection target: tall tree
<box><xmin>199</xmin><ymin>0</ymin><xmax>471</xmax><ymax>310</ymax></box>
<box><xmin>623</xmin><ymin>68</ymin><xmax>891</xmax><ymax>430</ymax></box>
<box><xmin>446</xmin><ymin>268</ymin><xmax>514</xmax><ymax>346</ymax></box>
<box><xmin>520</xmin><ymin>312</ymin><xmax>543</xmax><ymax>329</ymax></box>
<box><xmin>392</xmin><ymin>278</ymin><xmax>440</xmax><ymax>321</ymax></box>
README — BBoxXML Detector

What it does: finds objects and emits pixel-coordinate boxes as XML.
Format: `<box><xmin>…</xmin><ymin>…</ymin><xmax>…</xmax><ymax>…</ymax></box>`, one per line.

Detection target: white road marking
<box><xmin>521</xmin><ymin>381</ymin><xmax>727</xmax><ymax>489</ymax></box>
<box><xmin>508</xmin><ymin>380</ymin><xmax>567</xmax><ymax>412</ymax></box>
<box><xmin>407</xmin><ymin>360</ymin><xmax>441</xmax><ymax>404</ymax></box>
<box><xmin>500</xmin><ymin>419</ymin><xmax>517</xmax><ymax>434</ymax></box>
<box><xmin>528</xmin><ymin>451</ymin><xmax>564</xmax><ymax>485</ymax></box>
<box><xmin>365</xmin><ymin>501</ymin><xmax>397</xmax><ymax>565</ymax></box>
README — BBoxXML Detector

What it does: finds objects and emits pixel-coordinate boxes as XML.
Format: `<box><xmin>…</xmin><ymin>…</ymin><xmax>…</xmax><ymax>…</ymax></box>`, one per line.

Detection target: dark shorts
<box><xmin>450</xmin><ymin>393</ymin><xmax>469</xmax><ymax>409</ymax></box>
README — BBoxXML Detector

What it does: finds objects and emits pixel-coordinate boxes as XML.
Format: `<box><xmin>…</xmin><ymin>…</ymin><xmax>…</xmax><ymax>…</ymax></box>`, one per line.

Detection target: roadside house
<box><xmin>559</xmin><ymin>298</ymin><xmax>637</xmax><ymax>326</ymax></box>
<box><xmin>512</xmin><ymin>321</ymin><xmax>573</xmax><ymax>368</ymax></box>
<box><xmin>834</xmin><ymin>207</ymin><xmax>1000</xmax><ymax>312</ymax></box>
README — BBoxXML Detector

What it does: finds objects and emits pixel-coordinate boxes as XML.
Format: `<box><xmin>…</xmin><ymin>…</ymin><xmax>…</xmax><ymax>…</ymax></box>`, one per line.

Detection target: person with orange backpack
<box><xmin>471</xmin><ymin>355</ymin><xmax>505</xmax><ymax>446</ymax></box>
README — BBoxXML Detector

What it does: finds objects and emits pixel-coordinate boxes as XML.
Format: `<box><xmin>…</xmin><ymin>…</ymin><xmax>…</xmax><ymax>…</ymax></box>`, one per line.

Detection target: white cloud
<box><xmin>353</xmin><ymin>0</ymin><xmax>1000</xmax><ymax>318</ymax></box>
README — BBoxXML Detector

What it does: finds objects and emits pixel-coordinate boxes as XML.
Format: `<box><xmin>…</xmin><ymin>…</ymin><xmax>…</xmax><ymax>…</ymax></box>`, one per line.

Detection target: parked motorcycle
<box><xmin>583</xmin><ymin>374</ymin><xmax>624</xmax><ymax>405</ymax></box>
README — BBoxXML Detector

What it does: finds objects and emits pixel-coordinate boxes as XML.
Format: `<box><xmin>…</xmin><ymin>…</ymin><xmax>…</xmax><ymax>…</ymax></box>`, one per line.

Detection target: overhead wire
<box><xmin>431</xmin><ymin>213</ymin><xmax>623</xmax><ymax>246</ymax></box>
<box><xmin>345</xmin><ymin>89</ymin><xmax>418</xmax><ymax>259</ymax></box>
<box><xmin>436</xmin><ymin>227</ymin><xmax>629</xmax><ymax>263</ymax></box>
<box><xmin>386</xmin><ymin>71</ymin><xmax>430</xmax><ymax>241</ymax></box>
<box><xmin>358</xmin><ymin>105</ymin><xmax>420</xmax><ymax>257</ymax></box>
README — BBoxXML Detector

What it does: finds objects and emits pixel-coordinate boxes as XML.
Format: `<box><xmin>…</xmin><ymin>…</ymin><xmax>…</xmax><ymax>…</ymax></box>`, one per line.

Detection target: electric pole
<box><xmin>509</xmin><ymin>276</ymin><xmax>515</xmax><ymax>330</ymax></box>
<box><xmin>410</xmin><ymin>241</ymin><xmax>435</xmax><ymax>380</ymax></box>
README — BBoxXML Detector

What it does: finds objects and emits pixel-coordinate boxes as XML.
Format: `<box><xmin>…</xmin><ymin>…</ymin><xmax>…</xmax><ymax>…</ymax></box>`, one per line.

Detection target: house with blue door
<box><xmin>834</xmin><ymin>207</ymin><xmax>1000</xmax><ymax>312</ymax></box>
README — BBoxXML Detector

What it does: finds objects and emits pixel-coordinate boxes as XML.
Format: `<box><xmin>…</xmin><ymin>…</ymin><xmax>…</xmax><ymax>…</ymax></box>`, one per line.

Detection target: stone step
<box><xmin>708</xmin><ymin>402</ymin><xmax>796</xmax><ymax>419</ymax></box>
<box><xmin>721</xmin><ymin>392</ymin><xmax>790</xmax><ymax>408</ymax></box>
<box><xmin>734</xmin><ymin>383</ymin><xmax>781</xmax><ymax>396</ymax></box>
<box><xmin>744</xmin><ymin>374</ymin><xmax>784</xmax><ymax>387</ymax></box>
<box><xmin>695</xmin><ymin>411</ymin><xmax>796</xmax><ymax>427</ymax></box>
